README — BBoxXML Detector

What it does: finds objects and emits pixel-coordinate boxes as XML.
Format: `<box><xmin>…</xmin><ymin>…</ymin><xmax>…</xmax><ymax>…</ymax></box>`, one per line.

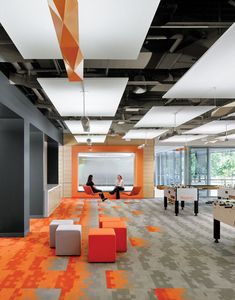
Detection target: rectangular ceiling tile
<box><xmin>38</xmin><ymin>78</ymin><xmax>128</xmax><ymax>117</ymax></box>
<box><xmin>65</xmin><ymin>120</ymin><xmax>112</xmax><ymax>134</ymax></box>
<box><xmin>164</xmin><ymin>24</ymin><xmax>235</xmax><ymax>99</ymax></box>
<box><xmin>135</xmin><ymin>106</ymin><xmax>215</xmax><ymax>128</ymax></box>
<box><xmin>74</xmin><ymin>135</ymin><xmax>106</xmax><ymax>143</ymax></box>
<box><xmin>123</xmin><ymin>129</ymin><xmax>168</xmax><ymax>139</ymax></box>
<box><xmin>184</xmin><ymin>121</ymin><xmax>235</xmax><ymax>135</ymax></box>
<box><xmin>0</xmin><ymin>0</ymin><xmax>160</xmax><ymax>59</ymax></box>
<box><xmin>161</xmin><ymin>135</ymin><xmax>208</xmax><ymax>143</ymax></box>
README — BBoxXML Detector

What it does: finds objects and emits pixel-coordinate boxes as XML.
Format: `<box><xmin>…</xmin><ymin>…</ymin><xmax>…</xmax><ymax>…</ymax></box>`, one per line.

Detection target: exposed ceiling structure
<box><xmin>0</xmin><ymin>0</ymin><xmax>235</xmax><ymax>146</ymax></box>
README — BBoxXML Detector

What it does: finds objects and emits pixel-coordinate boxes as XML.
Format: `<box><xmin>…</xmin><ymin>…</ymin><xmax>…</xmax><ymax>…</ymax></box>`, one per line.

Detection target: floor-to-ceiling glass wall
<box><xmin>189</xmin><ymin>147</ymin><xmax>235</xmax><ymax>196</ymax></box>
<box><xmin>155</xmin><ymin>146</ymin><xmax>235</xmax><ymax>197</ymax></box>
<box><xmin>209</xmin><ymin>148</ymin><xmax>235</xmax><ymax>187</ymax></box>
<box><xmin>189</xmin><ymin>148</ymin><xmax>208</xmax><ymax>185</ymax></box>
<box><xmin>155</xmin><ymin>149</ymin><xmax>184</xmax><ymax>186</ymax></box>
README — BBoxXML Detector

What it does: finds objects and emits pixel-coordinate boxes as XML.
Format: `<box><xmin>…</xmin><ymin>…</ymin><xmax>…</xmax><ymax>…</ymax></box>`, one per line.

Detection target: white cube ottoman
<box><xmin>49</xmin><ymin>219</ymin><xmax>74</xmax><ymax>248</ymax></box>
<box><xmin>56</xmin><ymin>224</ymin><xmax>82</xmax><ymax>256</ymax></box>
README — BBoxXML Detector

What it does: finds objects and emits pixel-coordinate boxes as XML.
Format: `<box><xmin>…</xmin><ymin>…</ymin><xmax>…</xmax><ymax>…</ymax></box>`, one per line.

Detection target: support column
<box><xmin>30</xmin><ymin>126</ymin><xmax>45</xmax><ymax>218</ymax></box>
<box><xmin>0</xmin><ymin>118</ymin><xmax>26</xmax><ymax>236</ymax></box>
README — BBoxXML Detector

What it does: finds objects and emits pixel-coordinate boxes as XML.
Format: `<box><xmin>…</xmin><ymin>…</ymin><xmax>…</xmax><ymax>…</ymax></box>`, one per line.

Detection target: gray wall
<box><xmin>0</xmin><ymin>71</ymin><xmax>63</xmax><ymax>144</ymax></box>
<box><xmin>0</xmin><ymin>71</ymin><xmax>62</xmax><ymax>236</ymax></box>
<box><xmin>0</xmin><ymin>119</ymin><xmax>25</xmax><ymax>236</ymax></box>
<box><xmin>30</xmin><ymin>127</ymin><xmax>44</xmax><ymax>217</ymax></box>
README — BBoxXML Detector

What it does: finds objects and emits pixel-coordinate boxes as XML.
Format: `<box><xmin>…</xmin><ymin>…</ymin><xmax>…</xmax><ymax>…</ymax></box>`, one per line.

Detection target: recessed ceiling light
<box><xmin>117</xmin><ymin>121</ymin><xmax>125</xmax><ymax>125</ymax></box>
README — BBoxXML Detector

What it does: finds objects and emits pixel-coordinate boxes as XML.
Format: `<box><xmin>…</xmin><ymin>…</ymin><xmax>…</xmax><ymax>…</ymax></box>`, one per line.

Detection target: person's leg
<box><xmin>92</xmin><ymin>188</ymin><xmax>107</xmax><ymax>200</ymax></box>
<box><xmin>116</xmin><ymin>187</ymin><xmax>124</xmax><ymax>199</ymax></box>
<box><xmin>116</xmin><ymin>188</ymin><xmax>120</xmax><ymax>199</ymax></box>
<box><xmin>98</xmin><ymin>190</ymin><xmax>108</xmax><ymax>201</ymax></box>
<box><xmin>109</xmin><ymin>187</ymin><xmax>117</xmax><ymax>195</ymax></box>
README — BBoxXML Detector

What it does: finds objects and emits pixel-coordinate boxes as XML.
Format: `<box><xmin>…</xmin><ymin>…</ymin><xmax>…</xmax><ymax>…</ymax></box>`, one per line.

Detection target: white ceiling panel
<box><xmin>0</xmin><ymin>0</ymin><xmax>62</xmax><ymax>59</ymax></box>
<box><xmin>0</xmin><ymin>0</ymin><xmax>160</xmax><ymax>59</ymax></box>
<box><xmin>164</xmin><ymin>24</ymin><xmax>235</xmax><ymax>99</ymax></box>
<box><xmin>38</xmin><ymin>78</ymin><xmax>128</xmax><ymax>117</ymax></box>
<box><xmin>185</xmin><ymin>121</ymin><xmax>235</xmax><ymax>135</ymax></box>
<box><xmin>65</xmin><ymin>120</ymin><xmax>112</xmax><ymax>134</ymax></box>
<box><xmin>162</xmin><ymin>135</ymin><xmax>207</xmax><ymax>143</ymax></box>
<box><xmin>135</xmin><ymin>106</ymin><xmax>215</xmax><ymax>128</ymax></box>
<box><xmin>217</xmin><ymin>134</ymin><xmax>235</xmax><ymax>140</ymax></box>
<box><xmin>123</xmin><ymin>129</ymin><xmax>168</xmax><ymax>139</ymax></box>
<box><xmin>74</xmin><ymin>135</ymin><xmax>106</xmax><ymax>143</ymax></box>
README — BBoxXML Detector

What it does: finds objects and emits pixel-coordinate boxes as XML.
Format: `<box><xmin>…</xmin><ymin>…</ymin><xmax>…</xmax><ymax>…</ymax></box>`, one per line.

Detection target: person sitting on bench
<box><xmin>86</xmin><ymin>174</ymin><xmax>107</xmax><ymax>201</ymax></box>
<box><xmin>109</xmin><ymin>175</ymin><xmax>124</xmax><ymax>199</ymax></box>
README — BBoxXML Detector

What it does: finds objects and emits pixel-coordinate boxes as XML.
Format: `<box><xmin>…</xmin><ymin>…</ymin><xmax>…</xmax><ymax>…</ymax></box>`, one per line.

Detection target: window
<box><xmin>78</xmin><ymin>152</ymin><xmax>135</xmax><ymax>191</ymax></box>
<box><xmin>209</xmin><ymin>148</ymin><xmax>235</xmax><ymax>187</ymax></box>
<box><xmin>190</xmin><ymin>148</ymin><xmax>208</xmax><ymax>185</ymax></box>
<box><xmin>155</xmin><ymin>149</ymin><xmax>184</xmax><ymax>185</ymax></box>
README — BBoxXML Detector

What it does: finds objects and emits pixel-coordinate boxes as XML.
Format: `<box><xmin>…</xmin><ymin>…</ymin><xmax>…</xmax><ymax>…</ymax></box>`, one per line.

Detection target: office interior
<box><xmin>1</xmin><ymin>1</ymin><xmax>235</xmax><ymax>299</ymax></box>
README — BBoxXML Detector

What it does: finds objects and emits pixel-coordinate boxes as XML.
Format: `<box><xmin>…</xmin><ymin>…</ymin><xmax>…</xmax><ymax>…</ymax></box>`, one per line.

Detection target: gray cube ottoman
<box><xmin>49</xmin><ymin>219</ymin><xmax>74</xmax><ymax>248</ymax></box>
<box><xmin>56</xmin><ymin>224</ymin><xmax>82</xmax><ymax>256</ymax></box>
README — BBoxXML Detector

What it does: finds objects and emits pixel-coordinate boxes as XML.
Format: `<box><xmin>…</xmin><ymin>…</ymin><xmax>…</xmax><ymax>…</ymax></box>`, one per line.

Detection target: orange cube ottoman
<box><xmin>102</xmin><ymin>221</ymin><xmax>127</xmax><ymax>252</ymax></box>
<box><xmin>99</xmin><ymin>216</ymin><xmax>122</xmax><ymax>228</ymax></box>
<box><xmin>88</xmin><ymin>228</ymin><xmax>116</xmax><ymax>262</ymax></box>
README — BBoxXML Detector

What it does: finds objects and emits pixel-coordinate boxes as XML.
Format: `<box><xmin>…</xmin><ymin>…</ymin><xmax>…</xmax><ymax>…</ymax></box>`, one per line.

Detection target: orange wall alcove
<box><xmin>72</xmin><ymin>145</ymin><xmax>144</xmax><ymax>198</ymax></box>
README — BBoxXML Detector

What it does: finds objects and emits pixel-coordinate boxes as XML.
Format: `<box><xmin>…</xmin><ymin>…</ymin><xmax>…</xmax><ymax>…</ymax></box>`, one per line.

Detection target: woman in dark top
<box><xmin>86</xmin><ymin>175</ymin><xmax>107</xmax><ymax>201</ymax></box>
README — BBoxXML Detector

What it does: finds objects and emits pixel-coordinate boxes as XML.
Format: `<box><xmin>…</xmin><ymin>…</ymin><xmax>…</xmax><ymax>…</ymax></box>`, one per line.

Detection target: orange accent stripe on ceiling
<box><xmin>48</xmin><ymin>0</ymin><xmax>83</xmax><ymax>81</ymax></box>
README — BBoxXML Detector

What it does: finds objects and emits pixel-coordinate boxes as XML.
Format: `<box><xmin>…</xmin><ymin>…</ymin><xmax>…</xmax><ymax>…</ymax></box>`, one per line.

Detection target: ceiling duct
<box><xmin>8</xmin><ymin>72</ymin><xmax>41</xmax><ymax>88</ymax></box>
<box><xmin>169</xmin><ymin>34</ymin><xmax>184</xmax><ymax>53</ymax></box>
<box><xmin>228</xmin><ymin>0</ymin><xmax>235</xmax><ymax>7</ymax></box>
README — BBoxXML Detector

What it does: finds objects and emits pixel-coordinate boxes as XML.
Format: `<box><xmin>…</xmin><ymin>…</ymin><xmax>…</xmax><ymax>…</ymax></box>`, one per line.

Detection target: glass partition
<box><xmin>209</xmin><ymin>148</ymin><xmax>235</xmax><ymax>187</ymax></box>
<box><xmin>155</xmin><ymin>146</ymin><xmax>235</xmax><ymax>197</ymax></box>
<box><xmin>78</xmin><ymin>152</ymin><xmax>135</xmax><ymax>191</ymax></box>
<box><xmin>155</xmin><ymin>149</ymin><xmax>184</xmax><ymax>185</ymax></box>
<box><xmin>190</xmin><ymin>148</ymin><xmax>208</xmax><ymax>185</ymax></box>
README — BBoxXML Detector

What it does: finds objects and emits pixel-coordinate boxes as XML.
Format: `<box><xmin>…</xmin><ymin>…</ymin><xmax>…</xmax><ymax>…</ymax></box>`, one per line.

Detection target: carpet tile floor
<box><xmin>0</xmin><ymin>198</ymin><xmax>235</xmax><ymax>299</ymax></box>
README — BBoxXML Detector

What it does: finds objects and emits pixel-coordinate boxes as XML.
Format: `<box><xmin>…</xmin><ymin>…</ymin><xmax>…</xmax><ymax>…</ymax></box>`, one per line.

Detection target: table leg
<box><xmin>213</xmin><ymin>219</ymin><xmax>220</xmax><ymax>243</ymax></box>
<box><xmin>181</xmin><ymin>200</ymin><xmax>185</xmax><ymax>210</ymax></box>
<box><xmin>164</xmin><ymin>196</ymin><xmax>167</xmax><ymax>210</ymax></box>
<box><xmin>175</xmin><ymin>200</ymin><xmax>179</xmax><ymax>216</ymax></box>
<box><xmin>194</xmin><ymin>200</ymin><xmax>198</xmax><ymax>216</ymax></box>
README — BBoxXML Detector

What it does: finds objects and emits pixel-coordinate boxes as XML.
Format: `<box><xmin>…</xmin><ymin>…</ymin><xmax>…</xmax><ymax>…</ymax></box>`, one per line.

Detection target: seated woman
<box><xmin>109</xmin><ymin>175</ymin><xmax>124</xmax><ymax>199</ymax></box>
<box><xmin>86</xmin><ymin>174</ymin><xmax>107</xmax><ymax>201</ymax></box>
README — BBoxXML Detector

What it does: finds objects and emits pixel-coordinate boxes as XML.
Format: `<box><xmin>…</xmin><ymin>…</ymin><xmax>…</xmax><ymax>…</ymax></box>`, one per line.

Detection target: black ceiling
<box><xmin>0</xmin><ymin>0</ymin><xmax>234</xmax><ymax>134</ymax></box>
